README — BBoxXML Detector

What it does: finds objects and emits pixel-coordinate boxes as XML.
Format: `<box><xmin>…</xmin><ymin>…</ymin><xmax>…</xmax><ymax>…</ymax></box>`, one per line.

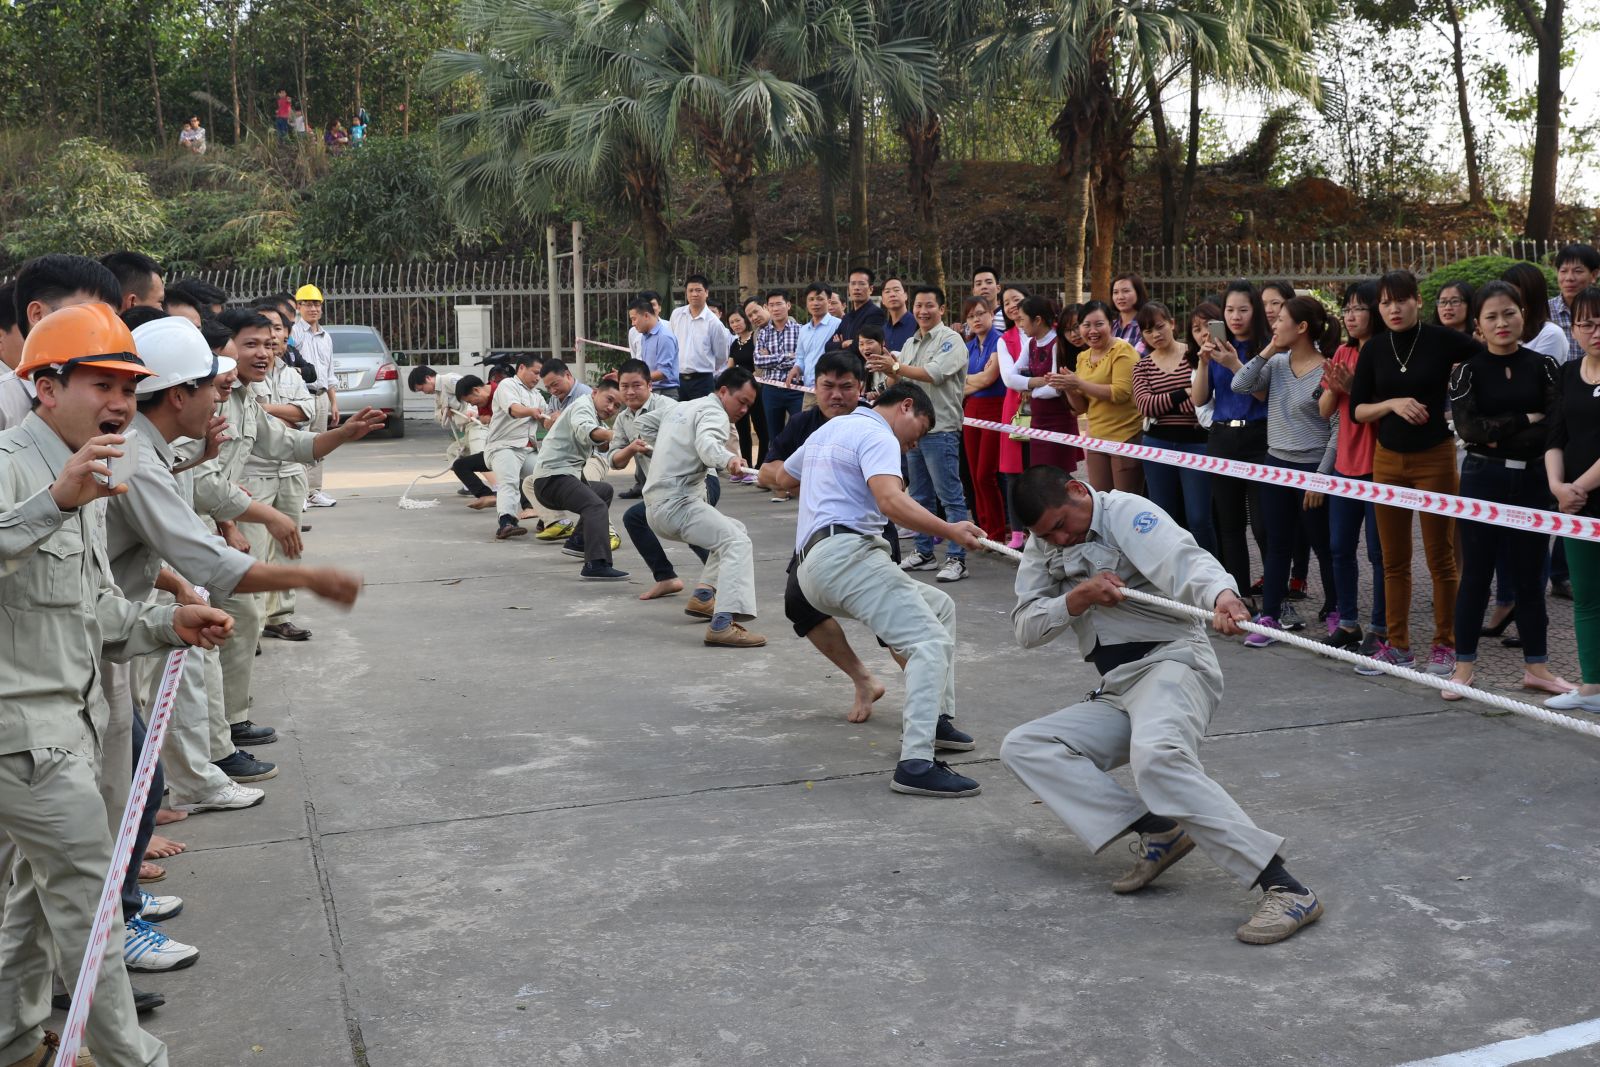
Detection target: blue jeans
<box><xmin>907</xmin><ymin>431</ymin><xmax>969</xmax><ymax>559</ymax></box>
<box><xmin>1141</xmin><ymin>435</ymin><xmax>1216</xmax><ymax>556</ymax></box>
<box><xmin>1258</xmin><ymin>457</ymin><xmax>1331</xmax><ymax>620</ymax></box>
<box><xmin>1327</xmin><ymin>473</ymin><xmax>1385</xmax><ymax>632</ymax></box>
<box><xmin>761</xmin><ymin>382</ymin><xmax>803</xmax><ymax>444</ymax></box>
<box><xmin>622</xmin><ymin>475</ymin><xmax>720</xmax><ymax>581</ymax></box>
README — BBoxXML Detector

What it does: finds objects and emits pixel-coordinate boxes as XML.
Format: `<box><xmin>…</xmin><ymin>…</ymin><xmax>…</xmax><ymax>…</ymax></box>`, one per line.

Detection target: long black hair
<box><xmin>1222</xmin><ymin>279</ymin><xmax>1271</xmax><ymax>357</ymax></box>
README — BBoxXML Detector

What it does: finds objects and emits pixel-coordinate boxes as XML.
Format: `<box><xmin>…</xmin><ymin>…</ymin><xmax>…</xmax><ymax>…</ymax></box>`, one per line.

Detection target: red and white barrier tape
<box><xmin>56</xmin><ymin>621</ymin><xmax>195</xmax><ymax>1063</ymax></box>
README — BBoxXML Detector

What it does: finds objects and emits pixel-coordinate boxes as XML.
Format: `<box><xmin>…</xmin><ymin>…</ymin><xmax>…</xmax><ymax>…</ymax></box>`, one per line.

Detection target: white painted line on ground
<box><xmin>1396</xmin><ymin>1017</ymin><xmax>1600</xmax><ymax>1066</ymax></box>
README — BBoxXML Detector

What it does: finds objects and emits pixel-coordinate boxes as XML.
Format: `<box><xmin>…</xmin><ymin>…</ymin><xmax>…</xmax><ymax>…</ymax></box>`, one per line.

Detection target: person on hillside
<box><xmin>275</xmin><ymin>89</ymin><xmax>292</xmax><ymax>139</ymax></box>
<box><xmin>1350</xmin><ymin>269</ymin><xmax>1484</xmax><ymax>676</ymax></box>
<box><xmin>349</xmin><ymin>116</ymin><xmax>366</xmax><ymax>147</ymax></box>
<box><xmin>180</xmin><ymin>116</ymin><xmax>207</xmax><ymax>154</ymax></box>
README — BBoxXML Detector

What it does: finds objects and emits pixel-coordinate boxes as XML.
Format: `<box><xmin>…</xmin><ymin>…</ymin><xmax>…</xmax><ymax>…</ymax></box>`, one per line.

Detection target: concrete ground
<box><xmin>94</xmin><ymin>424</ymin><xmax>1600</xmax><ymax>1066</ymax></box>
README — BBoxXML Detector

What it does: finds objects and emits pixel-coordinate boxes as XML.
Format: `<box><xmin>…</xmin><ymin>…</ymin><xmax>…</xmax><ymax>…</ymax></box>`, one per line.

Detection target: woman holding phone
<box><xmin>1055</xmin><ymin>300</ymin><xmax>1143</xmax><ymax>493</ymax></box>
<box><xmin>1193</xmin><ymin>281</ymin><xmax>1272</xmax><ymax>607</ymax></box>
<box><xmin>1016</xmin><ymin>294</ymin><xmax>1082</xmax><ymax>474</ymax></box>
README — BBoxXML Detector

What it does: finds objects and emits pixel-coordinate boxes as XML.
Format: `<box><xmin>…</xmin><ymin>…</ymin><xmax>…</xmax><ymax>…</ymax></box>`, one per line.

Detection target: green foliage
<box><xmin>161</xmin><ymin>190</ymin><xmax>297</xmax><ymax>271</ymax></box>
<box><xmin>1</xmin><ymin>138</ymin><xmax>164</xmax><ymax>263</ymax></box>
<box><xmin>1420</xmin><ymin>255</ymin><xmax>1557</xmax><ymax>308</ymax></box>
<box><xmin>295</xmin><ymin>136</ymin><xmax>460</xmax><ymax>263</ymax></box>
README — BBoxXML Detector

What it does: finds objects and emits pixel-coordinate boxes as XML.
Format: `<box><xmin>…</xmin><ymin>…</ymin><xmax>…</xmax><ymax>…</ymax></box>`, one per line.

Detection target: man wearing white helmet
<box><xmin>291</xmin><ymin>283</ymin><xmax>338</xmax><ymax>508</ymax></box>
<box><xmin>110</xmin><ymin>317</ymin><xmax>364</xmax><ymax>816</ymax></box>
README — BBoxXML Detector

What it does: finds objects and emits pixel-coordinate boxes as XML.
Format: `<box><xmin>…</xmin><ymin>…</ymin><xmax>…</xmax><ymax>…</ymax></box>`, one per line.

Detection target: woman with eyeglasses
<box><xmin>1350</xmin><ymin>270</ymin><xmax>1485</xmax><ymax>676</ymax></box>
<box><xmin>1433</xmin><ymin>281</ymin><xmax>1475</xmax><ymax>334</ymax></box>
<box><xmin>1319</xmin><ymin>281</ymin><xmax>1388</xmax><ymax>654</ymax></box>
<box><xmin>1445</xmin><ymin>280</ymin><xmax>1570</xmax><ymax>699</ymax></box>
<box><xmin>1544</xmin><ymin>286</ymin><xmax>1600</xmax><ymax>713</ymax></box>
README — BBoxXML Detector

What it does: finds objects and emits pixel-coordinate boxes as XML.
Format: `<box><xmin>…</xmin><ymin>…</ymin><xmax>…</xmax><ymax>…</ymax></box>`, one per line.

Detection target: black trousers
<box><xmin>533</xmin><ymin>475</ymin><xmax>614</xmax><ymax>564</ymax></box>
<box><xmin>1207</xmin><ymin>421</ymin><xmax>1269</xmax><ymax>596</ymax></box>
<box><xmin>451</xmin><ymin>452</ymin><xmax>492</xmax><ymax>497</ymax></box>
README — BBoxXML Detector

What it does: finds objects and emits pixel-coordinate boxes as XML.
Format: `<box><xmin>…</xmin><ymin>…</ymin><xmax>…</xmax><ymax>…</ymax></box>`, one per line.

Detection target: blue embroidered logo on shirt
<box><xmin>939</xmin><ymin>341</ymin><xmax>953</xmax><ymax>353</ymax></box>
<box><xmin>1132</xmin><ymin>511</ymin><xmax>1159</xmax><ymax>534</ymax></box>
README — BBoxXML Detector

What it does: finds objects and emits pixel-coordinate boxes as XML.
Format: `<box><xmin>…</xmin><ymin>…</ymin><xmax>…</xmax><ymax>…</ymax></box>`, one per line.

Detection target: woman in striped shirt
<box><xmin>1132</xmin><ymin>301</ymin><xmax>1215</xmax><ymax>553</ymax></box>
<box><xmin>1231</xmin><ymin>296</ymin><xmax>1340</xmax><ymax>644</ymax></box>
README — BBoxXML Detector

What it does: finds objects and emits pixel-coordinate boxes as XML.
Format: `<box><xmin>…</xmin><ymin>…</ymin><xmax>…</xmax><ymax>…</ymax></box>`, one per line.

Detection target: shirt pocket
<box><xmin>13</xmin><ymin>522</ymin><xmax>87</xmax><ymax>609</ymax></box>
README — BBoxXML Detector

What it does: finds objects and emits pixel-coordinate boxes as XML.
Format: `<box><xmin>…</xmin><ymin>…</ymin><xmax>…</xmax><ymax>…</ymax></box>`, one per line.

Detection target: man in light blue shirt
<box><xmin>630</xmin><ymin>298</ymin><xmax>680</xmax><ymax>398</ymax></box>
<box><xmin>771</xmin><ymin>382</ymin><xmax>986</xmax><ymax>800</ymax></box>
<box><xmin>786</xmin><ymin>282</ymin><xmax>841</xmax><ymax>392</ymax></box>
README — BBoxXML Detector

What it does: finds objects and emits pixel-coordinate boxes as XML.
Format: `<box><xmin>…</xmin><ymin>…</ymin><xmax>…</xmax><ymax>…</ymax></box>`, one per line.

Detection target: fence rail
<box><xmin>183</xmin><ymin>237</ymin><xmax>1572</xmax><ymax>366</ymax></box>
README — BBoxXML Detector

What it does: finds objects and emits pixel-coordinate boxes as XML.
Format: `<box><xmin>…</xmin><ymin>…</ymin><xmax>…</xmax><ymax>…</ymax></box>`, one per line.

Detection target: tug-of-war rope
<box><xmin>408</xmin><ymin>338</ymin><xmax>1600</xmax><ymax>741</ymax></box>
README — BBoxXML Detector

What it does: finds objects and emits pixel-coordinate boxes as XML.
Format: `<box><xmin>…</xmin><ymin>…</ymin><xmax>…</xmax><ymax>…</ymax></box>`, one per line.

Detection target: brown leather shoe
<box><xmin>704</xmin><ymin>623</ymin><xmax>766</xmax><ymax>648</ymax></box>
<box><xmin>262</xmin><ymin>622</ymin><xmax>311</xmax><ymax>641</ymax></box>
<box><xmin>495</xmin><ymin>523</ymin><xmax>527</xmax><ymax>540</ymax></box>
<box><xmin>684</xmin><ymin>592</ymin><xmax>716</xmax><ymax>619</ymax></box>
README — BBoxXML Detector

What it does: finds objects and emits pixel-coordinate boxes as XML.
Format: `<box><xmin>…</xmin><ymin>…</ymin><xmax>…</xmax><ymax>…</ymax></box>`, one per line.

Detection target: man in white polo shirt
<box><xmin>768</xmin><ymin>381</ymin><xmax>987</xmax><ymax>798</ymax></box>
<box><xmin>669</xmin><ymin>273</ymin><xmax>732</xmax><ymax>402</ymax></box>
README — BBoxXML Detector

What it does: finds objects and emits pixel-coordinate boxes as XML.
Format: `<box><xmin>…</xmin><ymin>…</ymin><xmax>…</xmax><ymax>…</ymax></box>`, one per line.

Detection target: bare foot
<box><xmin>847</xmin><ymin>677</ymin><xmax>887</xmax><ymax>723</ymax></box>
<box><xmin>518</xmin><ymin>508</ymin><xmax>539</xmax><ymax>520</ymax></box>
<box><xmin>640</xmin><ymin>579</ymin><xmax>684</xmax><ymax>601</ymax></box>
<box><xmin>145</xmin><ymin>835</ymin><xmax>186</xmax><ymax>859</ymax></box>
<box><xmin>138</xmin><ymin>861</ymin><xmax>165</xmax><ymax>883</ymax></box>
<box><xmin>154</xmin><ymin>808</ymin><xmax>188</xmax><ymax>826</ymax></box>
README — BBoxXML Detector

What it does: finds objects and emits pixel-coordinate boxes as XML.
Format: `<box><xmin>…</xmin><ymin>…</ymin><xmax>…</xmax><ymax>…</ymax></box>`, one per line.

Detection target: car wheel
<box><xmin>383</xmin><ymin>413</ymin><xmax>406</xmax><ymax>438</ymax></box>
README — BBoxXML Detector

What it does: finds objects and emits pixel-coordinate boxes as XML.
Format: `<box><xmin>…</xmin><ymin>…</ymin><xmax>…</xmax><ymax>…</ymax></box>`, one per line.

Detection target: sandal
<box><xmin>1441</xmin><ymin>673</ymin><xmax>1474</xmax><ymax>701</ymax></box>
<box><xmin>137</xmin><ymin>862</ymin><xmax>166</xmax><ymax>883</ymax></box>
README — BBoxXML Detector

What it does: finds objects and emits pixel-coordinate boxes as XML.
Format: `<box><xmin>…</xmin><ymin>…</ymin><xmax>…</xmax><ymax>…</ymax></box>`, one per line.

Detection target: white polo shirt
<box><xmin>782</xmin><ymin>407</ymin><xmax>903</xmax><ymax>553</ymax></box>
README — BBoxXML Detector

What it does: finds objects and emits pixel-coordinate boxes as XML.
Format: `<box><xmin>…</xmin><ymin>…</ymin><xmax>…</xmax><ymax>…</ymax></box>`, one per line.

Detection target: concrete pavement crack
<box><xmin>305</xmin><ymin>798</ymin><xmax>372</xmax><ymax>1067</ymax></box>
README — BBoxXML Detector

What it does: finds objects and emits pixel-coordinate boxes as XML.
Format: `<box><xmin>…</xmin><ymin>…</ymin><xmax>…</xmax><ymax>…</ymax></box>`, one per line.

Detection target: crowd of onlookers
<box><xmin>272</xmin><ymin>90</ymin><xmax>367</xmax><ymax>152</ymax></box>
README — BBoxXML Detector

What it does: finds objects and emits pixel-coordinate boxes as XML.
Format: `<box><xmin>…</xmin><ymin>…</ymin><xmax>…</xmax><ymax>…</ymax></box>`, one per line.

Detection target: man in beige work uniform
<box><xmin>0</xmin><ymin>303</ymin><xmax>233</xmax><ymax>1067</ymax></box>
<box><xmin>644</xmin><ymin>366</ymin><xmax>764</xmax><ymax>647</ymax></box>
<box><xmin>485</xmin><ymin>354</ymin><xmax>545</xmax><ymax>540</ymax></box>
<box><xmin>251</xmin><ymin>304</ymin><xmax>316</xmax><ymax>641</ymax></box>
<box><xmin>1001</xmin><ymin>466</ymin><xmax>1323</xmax><ymax>946</ymax></box>
<box><xmin>199</xmin><ymin>307</ymin><xmax>383</xmax><ymax>756</ymax></box>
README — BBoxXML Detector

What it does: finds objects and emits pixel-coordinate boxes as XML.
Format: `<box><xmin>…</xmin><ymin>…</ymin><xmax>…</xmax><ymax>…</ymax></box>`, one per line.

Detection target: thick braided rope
<box><xmin>976</xmin><ymin>537</ymin><xmax>1600</xmax><ymax>741</ymax></box>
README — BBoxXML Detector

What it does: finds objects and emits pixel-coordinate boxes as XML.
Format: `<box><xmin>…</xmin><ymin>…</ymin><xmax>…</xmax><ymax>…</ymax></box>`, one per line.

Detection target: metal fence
<box><xmin>186</xmin><ymin>237</ymin><xmax>1572</xmax><ymax>365</ymax></box>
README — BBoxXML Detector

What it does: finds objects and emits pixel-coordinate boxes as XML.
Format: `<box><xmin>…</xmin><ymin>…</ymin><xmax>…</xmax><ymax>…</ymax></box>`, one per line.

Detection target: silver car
<box><xmin>321</xmin><ymin>325</ymin><xmax>404</xmax><ymax>437</ymax></box>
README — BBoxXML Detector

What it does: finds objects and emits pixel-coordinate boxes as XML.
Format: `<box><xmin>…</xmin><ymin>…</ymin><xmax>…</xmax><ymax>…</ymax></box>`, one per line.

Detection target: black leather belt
<box><xmin>681</xmin><ymin>371</ymin><xmax>711</xmax><ymax>378</ymax></box>
<box><xmin>800</xmin><ymin>523</ymin><xmax>872</xmax><ymax>560</ymax></box>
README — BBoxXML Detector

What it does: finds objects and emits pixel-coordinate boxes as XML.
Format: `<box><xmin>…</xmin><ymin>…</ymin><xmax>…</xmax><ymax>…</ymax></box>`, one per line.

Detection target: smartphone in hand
<box><xmin>105</xmin><ymin>428</ymin><xmax>140</xmax><ymax>488</ymax></box>
<box><xmin>1207</xmin><ymin>320</ymin><xmax>1227</xmax><ymax>345</ymax></box>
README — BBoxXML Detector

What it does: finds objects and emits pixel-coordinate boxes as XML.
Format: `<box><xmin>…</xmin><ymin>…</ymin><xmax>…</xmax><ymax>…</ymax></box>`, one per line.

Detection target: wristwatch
<box><xmin>890</xmin><ymin>360</ymin><xmax>900</xmax><ymax>375</ymax></box>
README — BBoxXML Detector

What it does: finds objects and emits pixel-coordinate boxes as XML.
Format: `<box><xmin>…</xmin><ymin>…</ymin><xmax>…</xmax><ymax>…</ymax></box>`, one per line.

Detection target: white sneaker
<box><xmin>306</xmin><ymin>490</ymin><xmax>338</xmax><ymax>508</ymax></box>
<box><xmin>1545</xmin><ymin>690</ymin><xmax>1600</xmax><ymax>713</ymax></box>
<box><xmin>124</xmin><ymin>918</ymin><xmax>199</xmax><ymax>972</ymax></box>
<box><xmin>173</xmin><ymin>781</ymin><xmax>266</xmax><ymax>813</ymax></box>
<box><xmin>139</xmin><ymin>891</ymin><xmax>184</xmax><ymax>921</ymax></box>
<box><xmin>901</xmin><ymin>550</ymin><xmax>936</xmax><ymax>571</ymax></box>
<box><xmin>935</xmin><ymin>557</ymin><xmax>968</xmax><ymax>583</ymax></box>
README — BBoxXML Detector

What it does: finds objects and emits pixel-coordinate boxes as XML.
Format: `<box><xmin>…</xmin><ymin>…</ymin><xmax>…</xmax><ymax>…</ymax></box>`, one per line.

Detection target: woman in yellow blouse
<box><xmin>1055</xmin><ymin>299</ymin><xmax>1144</xmax><ymax>492</ymax></box>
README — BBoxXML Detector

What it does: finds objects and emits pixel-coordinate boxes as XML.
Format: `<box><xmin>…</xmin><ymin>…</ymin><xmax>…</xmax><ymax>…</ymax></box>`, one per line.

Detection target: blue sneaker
<box><xmin>934</xmin><ymin>714</ymin><xmax>975</xmax><ymax>752</ymax></box>
<box><xmin>1111</xmin><ymin>826</ymin><xmax>1195</xmax><ymax>893</ymax></box>
<box><xmin>890</xmin><ymin>758</ymin><xmax>980</xmax><ymax>797</ymax></box>
<box><xmin>138</xmin><ymin>891</ymin><xmax>183</xmax><ymax>921</ymax></box>
<box><xmin>1236</xmin><ymin>887</ymin><xmax>1324</xmax><ymax>945</ymax></box>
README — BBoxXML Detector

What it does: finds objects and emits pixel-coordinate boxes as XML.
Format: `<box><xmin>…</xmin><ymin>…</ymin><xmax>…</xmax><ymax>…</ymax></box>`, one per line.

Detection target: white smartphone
<box><xmin>1207</xmin><ymin>320</ymin><xmax>1227</xmax><ymax>345</ymax></box>
<box><xmin>105</xmin><ymin>428</ymin><xmax>140</xmax><ymax>488</ymax></box>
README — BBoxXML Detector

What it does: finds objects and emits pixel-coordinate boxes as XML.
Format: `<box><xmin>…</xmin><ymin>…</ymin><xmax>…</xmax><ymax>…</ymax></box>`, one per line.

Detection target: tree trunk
<box><xmin>848</xmin><ymin>97</ymin><xmax>868</xmax><ymax>260</ymax></box>
<box><xmin>298</xmin><ymin>32</ymin><xmax>311</xmax><ymax>131</ymax></box>
<box><xmin>1054</xmin><ymin>105</ymin><xmax>1092</xmax><ymax>304</ymax></box>
<box><xmin>403</xmin><ymin>67</ymin><xmax>413</xmax><ymax>137</ymax></box>
<box><xmin>1444</xmin><ymin>0</ymin><xmax>1483</xmax><ymax>204</ymax></box>
<box><xmin>639</xmin><ymin>204</ymin><xmax>671</xmax><ymax>307</ymax></box>
<box><xmin>1522</xmin><ymin>0</ymin><xmax>1562</xmax><ymax>239</ymax></box>
<box><xmin>818</xmin><ymin>161</ymin><xmax>838</xmax><ymax>250</ymax></box>
<box><xmin>1176</xmin><ymin>61</ymin><xmax>1200</xmax><ymax>244</ymax></box>
<box><xmin>719</xmin><ymin>167</ymin><xmax>759</xmax><ymax>298</ymax></box>
<box><xmin>229</xmin><ymin>13</ymin><xmax>242</xmax><ymax>143</ymax></box>
<box><xmin>902</xmin><ymin>112</ymin><xmax>944</xmax><ymax>295</ymax></box>
<box><xmin>1090</xmin><ymin>151</ymin><xmax>1128</xmax><ymax>300</ymax></box>
<box><xmin>147</xmin><ymin>31</ymin><xmax>166</xmax><ymax>145</ymax></box>
<box><xmin>1146</xmin><ymin>66</ymin><xmax>1179</xmax><ymax>247</ymax></box>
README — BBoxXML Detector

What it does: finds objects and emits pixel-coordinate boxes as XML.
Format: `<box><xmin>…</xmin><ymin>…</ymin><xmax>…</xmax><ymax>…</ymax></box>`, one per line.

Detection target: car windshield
<box><xmin>329</xmin><ymin>330</ymin><xmax>385</xmax><ymax>354</ymax></box>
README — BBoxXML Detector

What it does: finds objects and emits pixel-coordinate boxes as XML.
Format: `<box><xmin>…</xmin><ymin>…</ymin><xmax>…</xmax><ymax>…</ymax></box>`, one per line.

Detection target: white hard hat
<box><xmin>132</xmin><ymin>317</ymin><xmax>236</xmax><ymax>395</ymax></box>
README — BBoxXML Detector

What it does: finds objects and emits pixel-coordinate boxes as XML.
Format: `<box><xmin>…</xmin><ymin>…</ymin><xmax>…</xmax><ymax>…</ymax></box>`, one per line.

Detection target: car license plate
<box><xmin>335</xmin><ymin>372</ymin><xmax>358</xmax><ymax>390</ymax></box>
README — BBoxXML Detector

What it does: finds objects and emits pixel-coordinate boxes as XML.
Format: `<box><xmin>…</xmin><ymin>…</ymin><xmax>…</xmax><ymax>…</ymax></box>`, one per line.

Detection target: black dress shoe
<box><xmin>54</xmin><ymin>987</ymin><xmax>165</xmax><ymax>1014</ymax></box>
<box><xmin>1483</xmin><ymin>606</ymin><xmax>1517</xmax><ymax>637</ymax></box>
<box><xmin>618</xmin><ymin>486</ymin><xmax>643</xmax><ymax>500</ymax></box>
<box><xmin>262</xmin><ymin>622</ymin><xmax>312</xmax><ymax>641</ymax></box>
<box><xmin>1552</xmin><ymin>579</ymin><xmax>1574</xmax><ymax>600</ymax></box>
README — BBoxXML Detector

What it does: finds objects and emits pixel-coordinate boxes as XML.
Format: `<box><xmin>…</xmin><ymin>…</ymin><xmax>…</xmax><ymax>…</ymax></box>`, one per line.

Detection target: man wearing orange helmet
<box><xmin>0</xmin><ymin>302</ymin><xmax>234</xmax><ymax>1067</ymax></box>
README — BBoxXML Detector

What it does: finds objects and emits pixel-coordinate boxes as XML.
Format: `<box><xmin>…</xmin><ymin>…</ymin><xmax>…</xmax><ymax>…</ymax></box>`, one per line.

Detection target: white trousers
<box><xmin>647</xmin><ymin>495</ymin><xmax>756</xmax><ymax>619</ymax></box>
<box><xmin>489</xmin><ymin>446</ymin><xmax>538</xmax><ymax>520</ymax></box>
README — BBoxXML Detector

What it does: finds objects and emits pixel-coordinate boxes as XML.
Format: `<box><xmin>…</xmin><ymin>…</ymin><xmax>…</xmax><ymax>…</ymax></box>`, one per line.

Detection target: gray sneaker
<box><xmin>1236</xmin><ymin>887</ymin><xmax>1323</xmax><ymax>945</ymax></box>
<box><xmin>935</xmin><ymin>557</ymin><xmax>968</xmax><ymax>583</ymax></box>
<box><xmin>1111</xmin><ymin>826</ymin><xmax>1195</xmax><ymax>894</ymax></box>
<box><xmin>900</xmin><ymin>550</ymin><xmax>937</xmax><ymax>571</ymax></box>
<box><xmin>1280</xmin><ymin>601</ymin><xmax>1304</xmax><ymax>631</ymax></box>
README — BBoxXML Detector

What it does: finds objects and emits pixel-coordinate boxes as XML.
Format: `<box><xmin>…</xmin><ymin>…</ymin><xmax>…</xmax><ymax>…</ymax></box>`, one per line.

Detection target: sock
<box><xmin>499</xmin><ymin>515</ymin><xmax>516</xmax><ymax>529</ymax></box>
<box><xmin>693</xmin><ymin>587</ymin><xmax>715</xmax><ymax>602</ymax></box>
<box><xmin>710</xmin><ymin>612</ymin><xmax>732</xmax><ymax>632</ymax></box>
<box><xmin>1129</xmin><ymin>813</ymin><xmax>1179</xmax><ymax>837</ymax></box>
<box><xmin>1254</xmin><ymin>854</ymin><xmax>1307</xmax><ymax>895</ymax></box>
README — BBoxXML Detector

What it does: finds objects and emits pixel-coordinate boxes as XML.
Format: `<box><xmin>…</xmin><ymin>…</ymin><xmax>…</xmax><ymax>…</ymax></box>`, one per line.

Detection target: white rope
<box><xmin>975</xmin><ymin>537</ymin><xmax>1600</xmax><ymax>741</ymax></box>
<box><xmin>397</xmin><ymin>466</ymin><xmax>455</xmax><ymax>509</ymax></box>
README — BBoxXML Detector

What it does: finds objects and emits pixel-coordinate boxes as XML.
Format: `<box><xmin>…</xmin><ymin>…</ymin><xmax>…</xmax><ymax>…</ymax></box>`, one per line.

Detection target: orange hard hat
<box><xmin>15</xmin><ymin>303</ymin><xmax>153</xmax><ymax>382</ymax></box>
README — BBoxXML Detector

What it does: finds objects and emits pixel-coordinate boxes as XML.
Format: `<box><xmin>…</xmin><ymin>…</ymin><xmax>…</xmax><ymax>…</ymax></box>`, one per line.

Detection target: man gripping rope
<box><xmin>999</xmin><ymin>465</ymin><xmax>1323</xmax><ymax>945</ymax></box>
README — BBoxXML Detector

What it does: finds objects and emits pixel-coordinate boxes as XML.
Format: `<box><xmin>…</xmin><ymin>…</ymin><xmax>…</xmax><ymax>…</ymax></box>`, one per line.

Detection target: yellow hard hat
<box><xmin>295</xmin><ymin>284</ymin><xmax>324</xmax><ymax>303</ymax></box>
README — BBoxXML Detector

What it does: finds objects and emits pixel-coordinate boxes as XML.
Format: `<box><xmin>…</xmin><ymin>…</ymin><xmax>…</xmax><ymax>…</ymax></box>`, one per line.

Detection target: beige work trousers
<box><xmin>136</xmin><ymin>646</ymin><xmax>232</xmax><ymax>804</ymax></box>
<box><xmin>257</xmin><ymin>470</ymin><xmax>307</xmax><ymax>626</ymax></box>
<box><xmin>0</xmin><ymin>749</ymin><xmax>168</xmax><ymax>1066</ymax></box>
<box><xmin>305</xmin><ymin>392</ymin><xmax>331</xmax><ymax>491</ymax></box>
<box><xmin>647</xmin><ymin>494</ymin><xmax>757</xmax><ymax>620</ymax></box>
<box><xmin>999</xmin><ymin>635</ymin><xmax>1284</xmax><ymax>887</ymax></box>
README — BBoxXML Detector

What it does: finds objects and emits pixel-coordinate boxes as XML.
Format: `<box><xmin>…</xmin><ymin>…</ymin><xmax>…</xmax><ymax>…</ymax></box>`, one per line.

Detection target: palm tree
<box><xmin>425</xmin><ymin>0</ymin><xmax>677</xmax><ymax>295</ymax></box>
<box><xmin>973</xmin><ymin>0</ymin><xmax>1325</xmax><ymax>299</ymax></box>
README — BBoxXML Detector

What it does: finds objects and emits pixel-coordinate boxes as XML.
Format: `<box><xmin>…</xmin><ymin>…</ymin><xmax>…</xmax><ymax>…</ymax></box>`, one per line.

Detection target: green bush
<box><xmin>1421</xmin><ymin>255</ymin><xmax>1558</xmax><ymax>315</ymax></box>
<box><xmin>160</xmin><ymin>189</ymin><xmax>297</xmax><ymax>272</ymax></box>
<box><xmin>1</xmin><ymin>138</ymin><xmax>164</xmax><ymax>264</ymax></box>
<box><xmin>295</xmin><ymin>135</ymin><xmax>463</xmax><ymax>264</ymax></box>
